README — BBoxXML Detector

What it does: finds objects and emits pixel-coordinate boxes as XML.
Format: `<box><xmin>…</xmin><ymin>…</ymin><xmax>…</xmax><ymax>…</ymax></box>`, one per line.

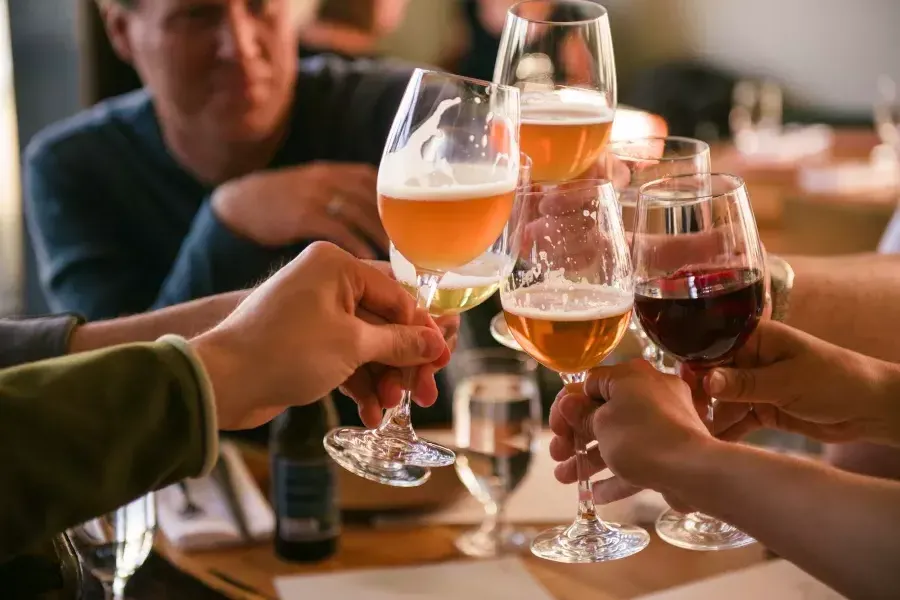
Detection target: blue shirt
<box><xmin>25</xmin><ymin>56</ymin><xmax>411</xmax><ymax>319</ymax></box>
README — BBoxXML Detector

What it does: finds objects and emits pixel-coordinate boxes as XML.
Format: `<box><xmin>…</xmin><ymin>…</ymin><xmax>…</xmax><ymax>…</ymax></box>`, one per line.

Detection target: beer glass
<box><xmin>324</xmin><ymin>69</ymin><xmax>521</xmax><ymax>487</ymax></box>
<box><xmin>501</xmin><ymin>179</ymin><xmax>649</xmax><ymax>562</ymax></box>
<box><xmin>494</xmin><ymin>0</ymin><xmax>616</xmax><ymax>183</ymax></box>
<box><xmin>606</xmin><ymin>137</ymin><xmax>712</xmax><ymax>373</ymax></box>
<box><xmin>633</xmin><ymin>173</ymin><xmax>764</xmax><ymax>551</ymax></box>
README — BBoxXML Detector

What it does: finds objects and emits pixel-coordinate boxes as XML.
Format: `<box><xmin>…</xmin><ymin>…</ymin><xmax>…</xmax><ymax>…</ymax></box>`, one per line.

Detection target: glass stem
<box><xmin>377</xmin><ymin>272</ymin><xmax>440</xmax><ymax>435</ymax></box>
<box><xmin>110</xmin><ymin>577</ymin><xmax>126</xmax><ymax>600</ymax></box>
<box><xmin>560</xmin><ymin>371</ymin><xmax>610</xmax><ymax>533</ymax></box>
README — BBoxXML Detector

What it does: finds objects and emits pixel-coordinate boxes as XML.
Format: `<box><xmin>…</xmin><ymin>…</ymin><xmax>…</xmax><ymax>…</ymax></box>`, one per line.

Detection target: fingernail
<box><xmin>707</xmin><ymin>370</ymin><xmax>725</xmax><ymax>395</ymax></box>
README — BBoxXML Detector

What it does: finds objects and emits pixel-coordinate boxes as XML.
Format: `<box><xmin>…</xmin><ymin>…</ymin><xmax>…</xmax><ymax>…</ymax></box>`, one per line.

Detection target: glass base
<box><xmin>490</xmin><ymin>312</ymin><xmax>522</xmax><ymax>351</ymax></box>
<box><xmin>656</xmin><ymin>510</ymin><xmax>756</xmax><ymax>551</ymax></box>
<box><xmin>324</xmin><ymin>426</ymin><xmax>454</xmax><ymax>487</ymax></box>
<box><xmin>455</xmin><ymin>526</ymin><xmax>534</xmax><ymax>558</ymax></box>
<box><xmin>530</xmin><ymin>519</ymin><xmax>650</xmax><ymax>564</ymax></box>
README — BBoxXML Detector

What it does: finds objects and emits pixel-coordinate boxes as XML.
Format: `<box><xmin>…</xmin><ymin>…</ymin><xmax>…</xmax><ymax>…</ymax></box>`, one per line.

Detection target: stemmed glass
<box><xmin>451</xmin><ymin>348</ymin><xmax>542</xmax><ymax>557</ymax></box>
<box><xmin>69</xmin><ymin>493</ymin><xmax>156</xmax><ymax>600</ymax></box>
<box><xmin>605</xmin><ymin>137</ymin><xmax>712</xmax><ymax>373</ymax></box>
<box><xmin>501</xmin><ymin>179</ymin><xmax>649</xmax><ymax>563</ymax></box>
<box><xmin>632</xmin><ymin>173</ymin><xmax>765</xmax><ymax>551</ymax></box>
<box><xmin>324</xmin><ymin>69</ymin><xmax>521</xmax><ymax>487</ymax></box>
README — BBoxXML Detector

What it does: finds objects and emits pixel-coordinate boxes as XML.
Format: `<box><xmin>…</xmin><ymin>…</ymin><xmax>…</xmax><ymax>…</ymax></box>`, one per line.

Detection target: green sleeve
<box><xmin>0</xmin><ymin>341</ymin><xmax>210</xmax><ymax>560</ymax></box>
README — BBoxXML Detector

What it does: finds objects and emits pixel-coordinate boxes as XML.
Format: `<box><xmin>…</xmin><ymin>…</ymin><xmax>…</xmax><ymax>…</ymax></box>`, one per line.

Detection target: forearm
<box><xmin>0</xmin><ymin>342</ymin><xmax>215</xmax><ymax>559</ymax></box>
<box><xmin>69</xmin><ymin>291</ymin><xmax>248</xmax><ymax>353</ymax></box>
<box><xmin>783</xmin><ymin>253</ymin><xmax>900</xmax><ymax>361</ymax></box>
<box><xmin>665</xmin><ymin>440</ymin><xmax>900</xmax><ymax>599</ymax></box>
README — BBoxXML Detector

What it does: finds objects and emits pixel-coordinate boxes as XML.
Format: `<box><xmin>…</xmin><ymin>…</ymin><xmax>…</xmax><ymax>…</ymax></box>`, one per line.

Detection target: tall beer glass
<box><xmin>324</xmin><ymin>69</ymin><xmax>521</xmax><ymax>487</ymax></box>
<box><xmin>501</xmin><ymin>179</ymin><xmax>650</xmax><ymax>562</ymax></box>
<box><xmin>494</xmin><ymin>0</ymin><xmax>616</xmax><ymax>183</ymax></box>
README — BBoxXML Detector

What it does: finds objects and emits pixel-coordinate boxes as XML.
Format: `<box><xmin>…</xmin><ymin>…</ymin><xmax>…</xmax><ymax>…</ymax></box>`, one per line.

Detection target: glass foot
<box><xmin>490</xmin><ymin>312</ymin><xmax>522</xmax><ymax>351</ymax></box>
<box><xmin>324</xmin><ymin>426</ymin><xmax>454</xmax><ymax>487</ymax></box>
<box><xmin>455</xmin><ymin>526</ymin><xmax>534</xmax><ymax>558</ymax></box>
<box><xmin>656</xmin><ymin>510</ymin><xmax>756</xmax><ymax>551</ymax></box>
<box><xmin>531</xmin><ymin>519</ymin><xmax>649</xmax><ymax>563</ymax></box>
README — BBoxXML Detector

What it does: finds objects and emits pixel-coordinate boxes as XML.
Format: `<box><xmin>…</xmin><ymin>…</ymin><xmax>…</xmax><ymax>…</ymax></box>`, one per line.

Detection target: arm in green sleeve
<box><xmin>0</xmin><ymin>341</ymin><xmax>214</xmax><ymax>560</ymax></box>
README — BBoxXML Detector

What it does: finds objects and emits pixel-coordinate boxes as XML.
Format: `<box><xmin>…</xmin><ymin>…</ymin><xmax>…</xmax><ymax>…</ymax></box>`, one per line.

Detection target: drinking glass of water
<box><xmin>450</xmin><ymin>348</ymin><xmax>541</xmax><ymax>558</ymax></box>
<box><xmin>69</xmin><ymin>492</ymin><xmax>156</xmax><ymax>599</ymax></box>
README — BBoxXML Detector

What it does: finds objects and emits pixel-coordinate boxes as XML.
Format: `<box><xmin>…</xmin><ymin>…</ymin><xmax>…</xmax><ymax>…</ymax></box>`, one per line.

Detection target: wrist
<box><xmin>649</xmin><ymin>435</ymin><xmax>733</xmax><ymax>507</ymax></box>
<box><xmin>211</xmin><ymin>178</ymin><xmax>270</xmax><ymax>246</ymax></box>
<box><xmin>189</xmin><ymin>331</ymin><xmax>248</xmax><ymax>430</ymax></box>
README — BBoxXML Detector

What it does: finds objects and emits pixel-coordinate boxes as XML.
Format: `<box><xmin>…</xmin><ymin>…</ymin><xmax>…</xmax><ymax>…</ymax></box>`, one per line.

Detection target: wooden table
<box><xmin>159</xmin><ymin>443</ymin><xmax>766</xmax><ymax>600</ymax></box>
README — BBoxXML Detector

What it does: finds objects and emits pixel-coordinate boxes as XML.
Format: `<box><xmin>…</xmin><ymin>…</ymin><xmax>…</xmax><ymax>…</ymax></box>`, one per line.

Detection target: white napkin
<box><xmin>636</xmin><ymin>559</ymin><xmax>846</xmax><ymax>600</ymax></box>
<box><xmin>376</xmin><ymin>430</ymin><xmax>669</xmax><ymax>527</ymax></box>
<box><xmin>157</xmin><ymin>440</ymin><xmax>275</xmax><ymax>550</ymax></box>
<box><xmin>274</xmin><ymin>557</ymin><xmax>554</xmax><ymax>600</ymax></box>
<box><xmin>734</xmin><ymin>124</ymin><xmax>834</xmax><ymax>163</ymax></box>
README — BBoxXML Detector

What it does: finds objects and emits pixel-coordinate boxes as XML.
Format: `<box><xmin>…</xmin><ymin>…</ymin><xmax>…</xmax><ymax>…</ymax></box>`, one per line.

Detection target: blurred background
<box><xmin>3</xmin><ymin>0</ymin><xmax>900</xmax><ymax>316</ymax></box>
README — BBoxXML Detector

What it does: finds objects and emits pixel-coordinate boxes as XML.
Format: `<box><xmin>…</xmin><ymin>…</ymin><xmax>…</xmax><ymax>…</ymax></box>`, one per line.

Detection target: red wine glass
<box><xmin>632</xmin><ymin>173</ymin><xmax>765</xmax><ymax>551</ymax></box>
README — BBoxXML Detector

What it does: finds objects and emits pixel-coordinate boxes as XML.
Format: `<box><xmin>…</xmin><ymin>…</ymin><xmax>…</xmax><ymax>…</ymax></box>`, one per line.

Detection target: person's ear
<box><xmin>100</xmin><ymin>3</ymin><xmax>136</xmax><ymax>64</ymax></box>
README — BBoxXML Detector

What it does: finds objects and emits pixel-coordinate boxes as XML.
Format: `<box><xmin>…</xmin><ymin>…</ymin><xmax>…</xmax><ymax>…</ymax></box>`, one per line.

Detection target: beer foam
<box><xmin>379</xmin><ymin>94</ymin><xmax>518</xmax><ymax>199</ymax></box>
<box><xmin>392</xmin><ymin>249</ymin><xmax>508</xmax><ymax>288</ymax></box>
<box><xmin>521</xmin><ymin>89</ymin><xmax>614</xmax><ymax>125</ymax></box>
<box><xmin>502</xmin><ymin>282</ymin><xmax>633</xmax><ymax>321</ymax></box>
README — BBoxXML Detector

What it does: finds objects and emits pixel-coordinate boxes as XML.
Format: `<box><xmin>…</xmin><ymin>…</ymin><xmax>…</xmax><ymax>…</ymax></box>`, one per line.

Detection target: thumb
<box><xmin>358</xmin><ymin>323</ymin><xmax>447</xmax><ymax>367</ymax></box>
<box><xmin>558</xmin><ymin>393</ymin><xmax>599</xmax><ymax>442</ymax></box>
<box><xmin>705</xmin><ymin>363</ymin><xmax>790</xmax><ymax>406</ymax></box>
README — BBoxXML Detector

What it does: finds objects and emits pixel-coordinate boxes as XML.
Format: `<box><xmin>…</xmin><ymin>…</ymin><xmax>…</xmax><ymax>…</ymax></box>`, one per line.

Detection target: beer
<box><xmin>378</xmin><ymin>171</ymin><xmax>515</xmax><ymax>272</ymax></box>
<box><xmin>501</xmin><ymin>283</ymin><xmax>632</xmax><ymax>373</ymax></box>
<box><xmin>392</xmin><ymin>249</ymin><xmax>507</xmax><ymax>316</ymax></box>
<box><xmin>270</xmin><ymin>399</ymin><xmax>340</xmax><ymax>562</ymax></box>
<box><xmin>521</xmin><ymin>90</ymin><xmax>614</xmax><ymax>183</ymax></box>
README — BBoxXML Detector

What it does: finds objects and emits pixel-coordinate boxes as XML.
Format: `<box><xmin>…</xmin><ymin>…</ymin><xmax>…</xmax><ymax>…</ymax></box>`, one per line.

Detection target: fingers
<box><xmin>356</xmin><ymin>322</ymin><xmax>447</xmax><ymax>368</ymax></box>
<box><xmin>553</xmin><ymin>445</ymin><xmax>607</xmax><ymax>483</ymax></box>
<box><xmin>339</xmin><ymin>368</ymin><xmax>384</xmax><ymax>428</ymax></box>
<box><xmin>310</xmin><ymin>217</ymin><xmax>378</xmax><ymax>259</ymax></box>
<box><xmin>705</xmin><ymin>362</ymin><xmax>793</xmax><ymax>407</ymax></box>
<box><xmin>591</xmin><ymin>476</ymin><xmax>643</xmax><ymax>505</ymax></box>
<box><xmin>350</xmin><ymin>258</ymin><xmax>419</xmax><ymax>325</ymax></box>
<box><xmin>331</xmin><ymin>201</ymin><xmax>390</xmax><ymax>252</ymax></box>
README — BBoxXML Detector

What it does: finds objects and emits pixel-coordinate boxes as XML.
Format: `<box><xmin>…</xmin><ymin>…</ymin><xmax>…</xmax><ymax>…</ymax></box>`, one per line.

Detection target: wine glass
<box><xmin>632</xmin><ymin>173</ymin><xmax>765</xmax><ymax>551</ymax></box>
<box><xmin>605</xmin><ymin>137</ymin><xmax>712</xmax><ymax>373</ymax></box>
<box><xmin>501</xmin><ymin>179</ymin><xmax>649</xmax><ymax>563</ymax></box>
<box><xmin>69</xmin><ymin>493</ymin><xmax>156</xmax><ymax>600</ymax></box>
<box><xmin>324</xmin><ymin>69</ymin><xmax>521</xmax><ymax>487</ymax></box>
<box><xmin>494</xmin><ymin>0</ymin><xmax>617</xmax><ymax>184</ymax></box>
<box><xmin>450</xmin><ymin>348</ymin><xmax>542</xmax><ymax>557</ymax></box>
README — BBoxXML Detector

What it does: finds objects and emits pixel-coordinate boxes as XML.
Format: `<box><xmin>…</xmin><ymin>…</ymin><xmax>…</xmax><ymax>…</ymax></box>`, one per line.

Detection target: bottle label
<box><xmin>273</xmin><ymin>457</ymin><xmax>340</xmax><ymax>542</ymax></box>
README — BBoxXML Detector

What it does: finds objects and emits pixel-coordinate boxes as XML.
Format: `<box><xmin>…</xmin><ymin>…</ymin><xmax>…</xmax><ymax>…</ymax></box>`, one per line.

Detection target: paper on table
<box><xmin>376</xmin><ymin>430</ymin><xmax>669</xmax><ymax>527</ymax></box>
<box><xmin>636</xmin><ymin>560</ymin><xmax>846</xmax><ymax>600</ymax></box>
<box><xmin>274</xmin><ymin>557</ymin><xmax>554</xmax><ymax>600</ymax></box>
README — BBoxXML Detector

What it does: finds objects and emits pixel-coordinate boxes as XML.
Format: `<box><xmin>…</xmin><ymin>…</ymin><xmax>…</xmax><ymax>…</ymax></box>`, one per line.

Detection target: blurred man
<box><xmin>1</xmin><ymin>243</ymin><xmax>452</xmax><ymax>561</ymax></box>
<box><xmin>25</xmin><ymin>0</ymin><xmax>425</xmax><ymax>425</ymax></box>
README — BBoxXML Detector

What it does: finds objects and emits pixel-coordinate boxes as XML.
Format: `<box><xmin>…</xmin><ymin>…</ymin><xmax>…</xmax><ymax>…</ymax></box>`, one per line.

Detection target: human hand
<box><xmin>703</xmin><ymin>321</ymin><xmax>900</xmax><ymax>446</ymax></box>
<box><xmin>212</xmin><ymin>161</ymin><xmax>387</xmax><ymax>258</ymax></box>
<box><xmin>549</xmin><ymin>360</ymin><xmax>714</xmax><ymax>506</ymax></box>
<box><xmin>190</xmin><ymin>243</ymin><xmax>451</xmax><ymax>430</ymax></box>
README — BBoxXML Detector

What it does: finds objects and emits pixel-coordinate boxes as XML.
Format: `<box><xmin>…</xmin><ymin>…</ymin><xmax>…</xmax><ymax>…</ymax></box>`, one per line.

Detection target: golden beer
<box><xmin>378</xmin><ymin>174</ymin><xmax>515</xmax><ymax>272</ymax></box>
<box><xmin>394</xmin><ymin>251</ymin><xmax>507</xmax><ymax>316</ymax></box>
<box><xmin>521</xmin><ymin>90</ymin><xmax>615</xmax><ymax>183</ymax></box>
<box><xmin>501</xmin><ymin>283</ymin><xmax>632</xmax><ymax>374</ymax></box>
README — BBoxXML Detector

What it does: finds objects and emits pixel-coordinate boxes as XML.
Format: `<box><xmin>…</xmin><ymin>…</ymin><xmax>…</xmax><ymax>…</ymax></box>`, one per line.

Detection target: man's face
<box><xmin>110</xmin><ymin>0</ymin><xmax>300</xmax><ymax>142</ymax></box>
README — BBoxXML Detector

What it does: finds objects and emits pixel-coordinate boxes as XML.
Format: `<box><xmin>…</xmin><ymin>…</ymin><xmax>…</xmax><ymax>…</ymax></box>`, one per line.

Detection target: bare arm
<box><xmin>784</xmin><ymin>253</ymin><xmax>900</xmax><ymax>361</ymax></box>
<box><xmin>662</xmin><ymin>440</ymin><xmax>900</xmax><ymax>599</ymax></box>
<box><xmin>69</xmin><ymin>291</ymin><xmax>249</xmax><ymax>354</ymax></box>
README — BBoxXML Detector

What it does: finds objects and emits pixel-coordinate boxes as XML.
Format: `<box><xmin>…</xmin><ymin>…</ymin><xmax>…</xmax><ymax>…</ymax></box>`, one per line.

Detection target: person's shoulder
<box><xmin>297</xmin><ymin>54</ymin><xmax>415</xmax><ymax>96</ymax></box>
<box><xmin>25</xmin><ymin>89</ymin><xmax>154</xmax><ymax>171</ymax></box>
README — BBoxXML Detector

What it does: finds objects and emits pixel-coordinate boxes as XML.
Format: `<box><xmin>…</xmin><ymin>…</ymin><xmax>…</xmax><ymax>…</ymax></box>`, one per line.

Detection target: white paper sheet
<box><xmin>377</xmin><ymin>430</ymin><xmax>669</xmax><ymax>527</ymax></box>
<box><xmin>274</xmin><ymin>557</ymin><xmax>555</xmax><ymax>600</ymax></box>
<box><xmin>636</xmin><ymin>560</ymin><xmax>847</xmax><ymax>600</ymax></box>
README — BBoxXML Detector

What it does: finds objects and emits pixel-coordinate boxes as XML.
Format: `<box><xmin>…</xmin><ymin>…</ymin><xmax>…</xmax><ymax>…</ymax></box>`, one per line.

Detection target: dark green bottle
<box><xmin>270</xmin><ymin>398</ymin><xmax>340</xmax><ymax>562</ymax></box>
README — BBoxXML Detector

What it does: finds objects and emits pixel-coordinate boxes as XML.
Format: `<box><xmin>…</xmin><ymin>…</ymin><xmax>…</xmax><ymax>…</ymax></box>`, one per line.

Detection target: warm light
<box><xmin>611</xmin><ymin>106</ymin><xmax>668</xmax><ymax>141</ymax></box>
<box><xmin>0</xmin><ymin>0</ymin><xmax>21</xmax><ymax>315</ymax></box>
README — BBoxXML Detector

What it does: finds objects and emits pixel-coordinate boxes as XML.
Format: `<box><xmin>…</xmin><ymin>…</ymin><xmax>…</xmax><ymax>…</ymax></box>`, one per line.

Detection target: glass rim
<box><xmin>519</xmin><ymin>177</ymin><xmax>615</xmax><ymax>198</ymax></box>
<box><xmin>606</xmin><ymin>136</ymin><xmax>711</xmax><ymax>160</ymax></box>
<box><xmin>411</xmin><ymin>67</ymin><xmax>521</xmax><ymax>96</ymax></box>
<box><xmin>638</xmin><ymin>173</ymin><xmax>747</xmax><ymax>207</ymax></box>
<box><xmin>509</xmin><ymin>0</ymin><xmax>609</xmax><ymax>25</ymax></box>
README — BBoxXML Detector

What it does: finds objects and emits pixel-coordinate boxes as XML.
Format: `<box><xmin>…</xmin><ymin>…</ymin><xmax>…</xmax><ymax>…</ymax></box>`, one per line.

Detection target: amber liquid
<box><xmin>502</xmin><ymin>285</ymin><xmax>632</xmax><ymax>374</ymax></box>
<box><xmin>378</xmin><ymin>191</ymin><xmax>514</xmax><ymax>272</ymax></box>
<box><xmin>521</xmin><ymin>118</ymin><xmax>613</xmax><ymax>183</ymax></box>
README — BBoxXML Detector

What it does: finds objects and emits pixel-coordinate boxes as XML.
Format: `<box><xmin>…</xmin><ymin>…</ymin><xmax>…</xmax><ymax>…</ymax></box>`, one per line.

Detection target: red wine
<box><xmin>634</xmin><ymin>268</ymin><xmax>764</xmax><ymax>367</ymax></box>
